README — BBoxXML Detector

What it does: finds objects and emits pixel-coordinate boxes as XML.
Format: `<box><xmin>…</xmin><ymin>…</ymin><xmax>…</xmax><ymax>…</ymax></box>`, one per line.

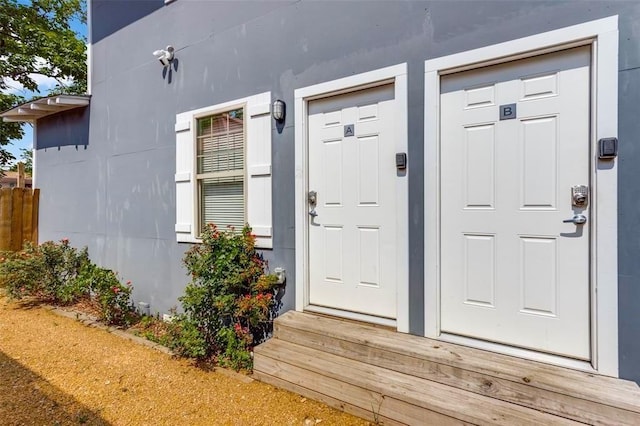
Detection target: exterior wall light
<box><xmin>272</xmin><ymin>99</ymin><xmax>286</xmax><ymax>122</ymax></box>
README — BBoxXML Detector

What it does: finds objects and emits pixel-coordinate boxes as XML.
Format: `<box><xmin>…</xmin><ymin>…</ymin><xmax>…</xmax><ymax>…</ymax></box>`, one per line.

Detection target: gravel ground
<box><xmin>0</xmin><ymin>297</ymin><xmax>369</xmax><ymax>426</ymax></box>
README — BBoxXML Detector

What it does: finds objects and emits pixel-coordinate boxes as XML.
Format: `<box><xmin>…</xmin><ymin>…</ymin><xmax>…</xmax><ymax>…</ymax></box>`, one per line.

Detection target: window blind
<box><xmin>199</xmin><ymin>177</ymin><xmax>245</xmax><ymax>231</ymax></box>
<box><xmin>196</xmin><ymin>108</ymin><xmax>245</xmax><ymax>233</ymax></box>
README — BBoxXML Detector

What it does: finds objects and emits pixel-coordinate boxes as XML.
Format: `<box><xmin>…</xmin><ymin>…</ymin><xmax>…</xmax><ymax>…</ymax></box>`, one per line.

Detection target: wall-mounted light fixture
<box><xmin>272</xmin><ymin>99</ymin><xmax>286</xmax><ymax>122</ymax></box>
<box><xmin>152</xmin><ymin>45</ymin><xmax>175</xmax><ymax>67</ymax></box>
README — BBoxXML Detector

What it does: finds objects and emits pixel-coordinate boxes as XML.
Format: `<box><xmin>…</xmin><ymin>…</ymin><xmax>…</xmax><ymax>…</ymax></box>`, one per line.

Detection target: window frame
<box><xmin>194</xmin><ymin>105</ymin><xmax>247</xmax><ymax>236</ymax></box>
<box><xmin>175</xmin><ymin>91</ymin><xmax>273</xmax><ymax>248</ymax></box>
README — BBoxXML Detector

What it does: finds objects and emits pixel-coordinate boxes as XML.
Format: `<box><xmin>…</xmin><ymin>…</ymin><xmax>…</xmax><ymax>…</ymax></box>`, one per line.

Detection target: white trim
<box><xmin>175</xmin><ymin>223</ymin><xmax>191</xmax><ymax>233</ymax></box>
<box><xmin>305</xmin><ymin>305</ymin><xmax>397</xmax><ymax>329</ymax></box>
<box><xmin>1</xmin><ymin>95</ymin><xmax>91</xmax><ymax>123</ymax></box>
<box><xmin>294</xmin><ymin>63</ymin><xmax>409</xmax><ymax>333</ymax></box>
<box><xmin>294</xmin><ymin>94</ymin><xmax>307</xmax><ymax>314</ymax></box>
<box><xmin>86</xmin><ymin>0</ymin><xmax>92</xmax><ymax>95</ymax></box>
<box><xmin>32</xmin><ymin>125</ymin><xmax>37</xmax><ymax>189</ymax></box>
<box><xmin>424</xmin><ymin>16</ymin><xmax>618</xmax><ymax>376</ymax></box>
<box><xmin>592</xmin><ymin>26</ymin><xmax>619</xmax><ymax>377</ymax></box>
<box><xmin>248</xmin><ymin>165</ymin><xmax>271</xmax><ymax>176</ymax></box>
<box><xmin>440</xmin><ymin>333</ymin><xmax>597</xmax><ymax>373</ymax></box>
<box><xmin>424</xmin><ymin>16</ymin><xmax>617</xmax><ymax>73</ymax></box>
<box><xmin>248</xmin><ymin>102</ymin><xmax>271</xmax><ymax>117</ymax></box>
<box><xmin>175</xmin><ymin>121</ymin><xmax>190</xmax><ymax>132</ymax></box>
<box><xmin>174</xmin><ymin>172</ymin><xmax>190</xmax><ymax>182</ymax></box>
<box><xmin>252</xmin><ymin>226</ymin><xmax>272</xmax><ymax>237</ymax></box>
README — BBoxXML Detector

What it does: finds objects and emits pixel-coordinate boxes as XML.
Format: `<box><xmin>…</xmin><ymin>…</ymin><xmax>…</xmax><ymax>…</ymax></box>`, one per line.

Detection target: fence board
<box><xmin>22</xmin><ymin>190</ymin><xmax>33</xmax><ymax>244</ymax></box>
<box><xmin>0</xmin><ymin>188</ymin><xmax>39</xmax><ymax>252</ymax></box>
<box><xmin>0</xmin><ymin>188</ymin><xmax>11</xmax><ymax>250</ymax></box>
<box><xmin>11</xmin><ymin>189</ymin><xmax>24</xmax><ymax>251</ymax></box>
<box><xmin>32</xmin><ymin>189</ymin><xmax>39</xmax><ymax>246</ymax></box>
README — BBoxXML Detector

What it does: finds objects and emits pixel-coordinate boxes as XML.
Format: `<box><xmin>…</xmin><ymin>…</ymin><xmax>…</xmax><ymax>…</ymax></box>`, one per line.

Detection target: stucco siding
<box><xmin>32</xmin><ymin>0</ymin><xmax>640</xmax><ymax>381</ymax></box>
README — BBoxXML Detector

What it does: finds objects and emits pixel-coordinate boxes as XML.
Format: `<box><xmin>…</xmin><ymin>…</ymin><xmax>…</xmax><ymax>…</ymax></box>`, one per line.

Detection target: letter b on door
<box><xmin>500</xmin><ymin>103</ymin><xmax>517</xmax><ymax>120</ymax></box>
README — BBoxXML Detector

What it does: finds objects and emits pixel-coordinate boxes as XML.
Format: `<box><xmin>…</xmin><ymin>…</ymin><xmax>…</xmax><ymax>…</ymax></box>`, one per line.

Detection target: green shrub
<box><xmin>0</xmin><ymin>239</ymin><xmax>90</xmax><ymax>302</ymax></box>
<box><xmin>0</xmin><ymin>243</ymin><xmax>45</xmax><ymax>298</ymax></box>
<box><xmin>178</xmin><ymin>224</ymin><xmax>281</xmax><ymax>369</ymax></box>
<box><xmin>217</xmin><ymin>325</ymin><xmax>253</xmax><ymax>371</ymax></box>
<box><xmin>39</xmin><ymin>239</ymin><xmax>91</xmax><ymax>301</ymax></box>
<box><xmin>0</xmin><ymin>239</ymin><xmax>135</xmax><ymax>326</ymax></box>
<box><xmin>75</xmin><ymin>264</ymin><xmax>134</xmax><ymax>326</ymax></box>
<box><xmin>164</xmin><ymin>317</ymin><xmax>208</xmax><ymax>359</ymax></box>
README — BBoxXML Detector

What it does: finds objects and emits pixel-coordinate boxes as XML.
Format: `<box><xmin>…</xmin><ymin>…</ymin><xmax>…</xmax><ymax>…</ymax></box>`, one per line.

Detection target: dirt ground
<box><xmin>0</xmin><ymin>297</ymin><xmax>369</xmax><ymax>425</ymax></box>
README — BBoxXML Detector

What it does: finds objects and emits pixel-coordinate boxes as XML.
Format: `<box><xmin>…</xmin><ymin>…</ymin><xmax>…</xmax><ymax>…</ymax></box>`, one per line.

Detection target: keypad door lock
<box><xmin>571</xmin><ymin>185</ymin><xmax>588</xmax><ymax>207</ymax></box>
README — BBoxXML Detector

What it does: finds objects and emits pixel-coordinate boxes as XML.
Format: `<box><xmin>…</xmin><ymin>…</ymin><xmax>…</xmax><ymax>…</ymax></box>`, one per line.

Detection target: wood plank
<box><xmin>16</xmin><ymin>162</ymin><xmax>25</xmax><ymax>188</ymax></box>
<box><xmin>275</xmin><ymin>312</ymin><xmax>640</xmax><ymax>412</ymax></box>
<box><xmin>275</xmin><ymin>324</ymin><xmax>640</xmax><ymax>425</ymax></box>
<box><xmin>21</xmin><ymin>189</ymin><xmax>33</xmax><ymax>246</ymax></box>
<box><xmin>254</xmin><ymin>349</ymin><xmax>469</xmax><ymax>426</ymax></box>
<box><xmin>0</xmin><ymin>188</ymin><xmax>11</xmax><ymax>250</ymax></box>
<box><xmin>10</xmin><ymin>188</ymin><xmax>24</xmax><ymax>251</ymax></box>
<box><xmin>252</xmin><ymin>372</ymin><xmax>404</xmax><ymax>426</ymax></box>
<box><xmin>31</xmin><ymin>188</ymin><xmax>39</xmax><ymax>245</ymax></box>
<box><xmin>256</xmin><ymin>339</ymin><xmax>580</xmax><ymax>426</ymax></box>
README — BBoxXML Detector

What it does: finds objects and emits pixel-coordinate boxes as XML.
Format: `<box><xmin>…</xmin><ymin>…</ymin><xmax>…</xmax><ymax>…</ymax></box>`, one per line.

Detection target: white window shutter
<box><xmin>175</xmin><ymin>115</ymin><xmax>195</xmax><ymax>242</ymax></box>
<box><xmin>246</xmin><ymin>93</ymin><xmax>273</xmax><ymax>249</ymax></box>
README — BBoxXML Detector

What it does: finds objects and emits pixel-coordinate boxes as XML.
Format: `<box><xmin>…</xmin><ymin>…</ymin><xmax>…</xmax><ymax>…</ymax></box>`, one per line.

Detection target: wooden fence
<box><xmin>0</xmin><ymin>188</ymin><xmax>40</xmax><ymax>252</ymax></box>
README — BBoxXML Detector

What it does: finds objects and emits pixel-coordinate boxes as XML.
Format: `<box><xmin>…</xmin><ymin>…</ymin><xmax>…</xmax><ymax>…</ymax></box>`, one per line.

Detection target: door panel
<box><xmin>440</xmin><ymin>46</ymin><xmax>591</xmax><ymax>359</ymax></box>
<box><xmin>308</xmin><ymin>84</ymin><xmax>397</xmax><ymax>319</ymax></box>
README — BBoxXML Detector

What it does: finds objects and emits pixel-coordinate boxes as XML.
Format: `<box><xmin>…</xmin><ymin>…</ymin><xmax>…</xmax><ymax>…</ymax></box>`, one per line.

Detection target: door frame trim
<box><xmin>424</xmin><ymin>16</ymin><xmax>619</xmax><ymax>376</ymax></box>
<box><xmin>294</xmin><ymin>63</ymin><xmax>409</xmax><ymax>333</ymax></box>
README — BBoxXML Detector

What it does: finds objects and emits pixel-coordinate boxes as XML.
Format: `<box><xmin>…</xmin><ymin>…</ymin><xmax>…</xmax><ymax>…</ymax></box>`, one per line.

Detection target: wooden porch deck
<box><xmin>253</xmin><ymin>311</ymin><xmax>640</xmax><ymax>425</ymax></box>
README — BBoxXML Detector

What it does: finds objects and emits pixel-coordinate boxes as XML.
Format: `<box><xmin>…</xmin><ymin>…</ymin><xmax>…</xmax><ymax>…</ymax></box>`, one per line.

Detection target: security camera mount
<box><xmin>153</xmin><ymin>45</ymin><xmax>175</xmax><ymax>67</ymax></box>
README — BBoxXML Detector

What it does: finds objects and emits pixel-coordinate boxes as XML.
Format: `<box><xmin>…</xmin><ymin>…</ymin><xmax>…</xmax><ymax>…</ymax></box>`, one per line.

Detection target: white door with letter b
<box><xmin>307</xmin><ymin>84</ymin><xmax>398</xmax><ymax>320</ymax></box>
<box><xmin>440</xmin><ymin>46</ymin><xmax>591</xmax><ymax>360</ymax></box>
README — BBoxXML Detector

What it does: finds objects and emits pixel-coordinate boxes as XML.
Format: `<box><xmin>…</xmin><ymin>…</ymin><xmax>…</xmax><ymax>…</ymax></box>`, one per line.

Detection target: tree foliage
<box><xmin>9</xmin><ymin>147</ymin><xmax>33</xmax><ymax>174</ymax></box>
<box><xmin>0</xmin><ymin>0</ymin><xmax>87</xmax><ymax>170</ymax></box>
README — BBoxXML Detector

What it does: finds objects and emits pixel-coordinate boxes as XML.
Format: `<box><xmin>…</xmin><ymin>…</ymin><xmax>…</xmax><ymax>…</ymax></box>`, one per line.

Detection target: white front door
<box><xmin>307</xmin><ymin>84</ymin><xmax>398</xmax><ymax>319</ymax></box>
<box><xmin>440</xmin><ymin>46</ymin><xmax>591</xmax><ymax>359</ymax></box>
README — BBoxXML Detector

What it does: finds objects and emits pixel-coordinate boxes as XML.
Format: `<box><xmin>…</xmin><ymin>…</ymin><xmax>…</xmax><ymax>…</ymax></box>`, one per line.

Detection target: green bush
<box><xmin>164</xmin><ymin>317</ymin><xmax>208</xmax><ymax>359</ymax></box>
<box><xmin>177</xmin><ymin>224</ymin><xmax>281</xmax><ymax>369</ymax></box>
<box><xmin>0</xmin><ymin>243</ymin><xmax>45</xmax><ymax>298</ymax></box>
<box><xmin>0</xmin><ymin>239</ymin><xmax>135</xmax><ymax>326</ymax></box>
<box><xmin>74</xmin><ymin>264</ymin><xmax>134</xmax><ymax>326</ymax></box>
<box><xmin>0</xmin><ymin>239</ymin><xmax>90</xmax><ymax>302</ymax></box>
<box><xmin>39</xmin><ymin>239</ymin><xmax>91</xmax><ymax>301</ymax></box>
<box><xmin>217</xmin><ymin>325</ymin><xmax>253</xmax><ymax>371</ymax></box>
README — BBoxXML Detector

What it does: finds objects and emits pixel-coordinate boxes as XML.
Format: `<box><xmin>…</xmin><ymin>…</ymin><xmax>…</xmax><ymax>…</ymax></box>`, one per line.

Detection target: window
<box><xmin>175</xmin><ymin>92</ymin><xmax>273</xmax><ymax>248</ymax></box>
<box><xmin>196</xmin><ymin>108</ymin><xmax>245</xmax><ymax>234</ymax></box>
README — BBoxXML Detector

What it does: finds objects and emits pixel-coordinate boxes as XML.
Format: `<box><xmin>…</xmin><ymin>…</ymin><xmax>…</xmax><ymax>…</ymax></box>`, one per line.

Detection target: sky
<box><xmin>4</xmin><ymin>3</ymin><xmax>88</xmax><ymax>163</ymax></box>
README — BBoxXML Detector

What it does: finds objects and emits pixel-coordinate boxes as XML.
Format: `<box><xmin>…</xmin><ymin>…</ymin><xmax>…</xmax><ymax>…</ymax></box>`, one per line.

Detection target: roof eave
<box><xmin>0</xmin><ymin>94</ymin><xmax>91</xmax><ymax>123</ymax></box>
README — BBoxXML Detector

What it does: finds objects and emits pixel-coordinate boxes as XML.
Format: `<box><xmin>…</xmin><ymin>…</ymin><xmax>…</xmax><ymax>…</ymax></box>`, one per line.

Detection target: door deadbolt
<box><xmin>571</xmin><ymin>185</ymin><xmax>588</xmax><ymax>207</ymax></box>
<box><xmin>308</xmin><ymin>190</ymin><xmax>317</xmax><ymax>206</ymax></box>
<box><xmin>308</xmin><ymin>190</ymin><xmax>318</xmax><ymax>219</ymax></box>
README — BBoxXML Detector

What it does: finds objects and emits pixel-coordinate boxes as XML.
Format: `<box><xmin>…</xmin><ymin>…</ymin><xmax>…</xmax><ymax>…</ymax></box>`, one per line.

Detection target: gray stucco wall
<box><xmin>34</xmin><ymin>1</ymin><xmax>640</xmax><ymax>382</ymax></box>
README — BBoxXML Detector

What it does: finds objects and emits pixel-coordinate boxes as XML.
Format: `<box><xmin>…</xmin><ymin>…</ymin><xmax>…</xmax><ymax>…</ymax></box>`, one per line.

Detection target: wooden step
<box><xmin>254</xmin><ymin>338</ymin><xmax>581</xmax><ymax>425</ymax></box>
<box><xmin>271</xmin><ymin>311</ymin><xmax>640</xmax><ymax>425</ymax></box>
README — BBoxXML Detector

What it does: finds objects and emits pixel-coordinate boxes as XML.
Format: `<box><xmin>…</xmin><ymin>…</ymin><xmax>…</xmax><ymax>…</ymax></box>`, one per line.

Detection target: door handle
<box><xmin>563</xmin><ymin>214</ymin><xmax>587</xmax><ymax>225</ymax></box>
<box><xmin>309</xmin><ymin>209</ymin><xmax>318</xmax><ymax>218</ymax></box>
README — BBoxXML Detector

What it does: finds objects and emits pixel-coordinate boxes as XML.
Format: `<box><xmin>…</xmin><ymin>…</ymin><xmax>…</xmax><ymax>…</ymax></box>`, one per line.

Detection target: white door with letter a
<box><xmin>307</xmin><ymin>84</ymin><xmax>398</xmax><ymax>320</ymax></box>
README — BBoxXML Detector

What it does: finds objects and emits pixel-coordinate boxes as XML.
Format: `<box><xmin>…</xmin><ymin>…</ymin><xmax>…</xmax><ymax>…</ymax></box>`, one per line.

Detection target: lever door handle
<box><xmin>563</xmin><ymin>214</ymin><xmax>587</xmax><ymax>225</ymax></box>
